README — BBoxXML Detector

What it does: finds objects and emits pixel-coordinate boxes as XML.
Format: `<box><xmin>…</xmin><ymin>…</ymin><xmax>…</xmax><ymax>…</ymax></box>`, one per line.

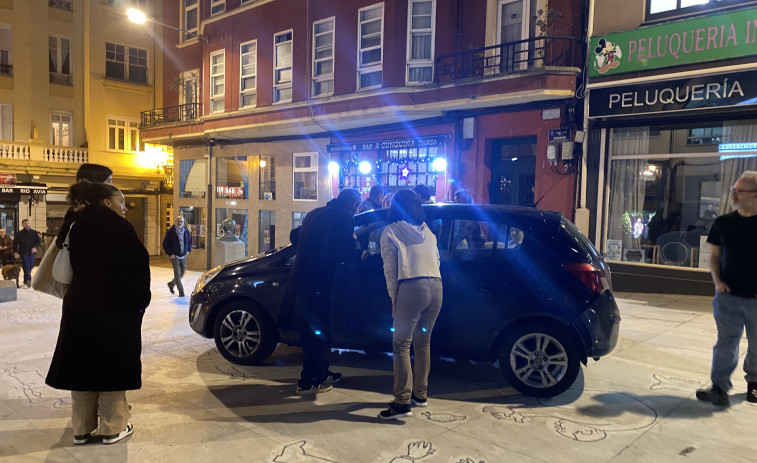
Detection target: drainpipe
<box><xmin>206</xmin><ymin>139</ymin><xmax>215</xmax><ymax>270</ymax></box>
<box><xmin>574</xmin><ymin>0</ymin><xmax>595</xmax><ymax>236</ymax></box>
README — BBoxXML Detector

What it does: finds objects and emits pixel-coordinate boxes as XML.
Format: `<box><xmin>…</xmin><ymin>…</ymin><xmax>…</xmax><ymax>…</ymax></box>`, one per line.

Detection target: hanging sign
<box><xmin>589</xmin><ymin>7</ymin><xmax>757</xmax><ymax>78</ymax></box>
<box><xmin>0</xmin><ymin>173</ymin><xmax>16</xmax><ymax>185</ymax></box>
<box><xmin>588</xmin><ymin>70</ymin><xmax>757</xmax><ymax>118</ymax></box>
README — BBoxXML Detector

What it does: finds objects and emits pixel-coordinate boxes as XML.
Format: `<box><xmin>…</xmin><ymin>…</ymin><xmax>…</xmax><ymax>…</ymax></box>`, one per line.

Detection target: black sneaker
<box><xmin>178</xmin><ymin>291</ymin><xmax>185</xmax><ymax>297</ymax></box>
<box><xmin>747</xmin><ymin>383</ymin><xmax>757</xmax><ymax>403</ymax></box>
<box><xmin>295</xmin><ymin>383</ymin><xmax>333</xmax><ymax>395</ymax></box>
<box><xmin>102</xmin><ymin>423</ymin><xmax>133</xmax><ymax>445</ymax></box>
<box><xmin>73</xmin><ymin>428</ymin><xmax>98</xmax><ymax>445</ymax></box>
<box><xmin>696</xmin><ymin>385</ymin><xmax>729</xmax><ymax>406</ymax></box>
<box><xmin>378</xmin><ymin>402</ymin><xmax>412</xmax><ymax>420</ymax></box>
<box><xmin>323</xmin><ymin>371</ymin><xmax>342</xmax><ymax>384</ymax></box>
<box><xmin>411</xmin><ymin>394</ymin><xmax>428</xmax><ymax>408</ymax></box>
<box><xmin>167</xmin><ymin>282</ymin><xmax>175</xmax><ymax>294</ymax></box>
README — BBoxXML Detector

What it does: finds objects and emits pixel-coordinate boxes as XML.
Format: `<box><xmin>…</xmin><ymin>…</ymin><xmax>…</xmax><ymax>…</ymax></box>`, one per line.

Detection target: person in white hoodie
<box><xmin>378</xmin><ymin>189</ymin><xmax>442</xmax><ymax>420</ymax></box>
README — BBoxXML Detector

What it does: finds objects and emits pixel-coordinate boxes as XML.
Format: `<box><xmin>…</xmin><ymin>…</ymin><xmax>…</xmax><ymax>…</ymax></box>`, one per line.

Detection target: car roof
<box><xmin>354</xmin><ymin>203</ymin><xmax>562</xmax><ymax>226</ymax></box>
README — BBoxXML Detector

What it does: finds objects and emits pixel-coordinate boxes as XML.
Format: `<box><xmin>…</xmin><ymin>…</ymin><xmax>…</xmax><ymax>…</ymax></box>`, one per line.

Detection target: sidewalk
<box><xmin>1</xmin><ymin>269</ymin><xmax>753</xmax><ymax>463</ymax></box>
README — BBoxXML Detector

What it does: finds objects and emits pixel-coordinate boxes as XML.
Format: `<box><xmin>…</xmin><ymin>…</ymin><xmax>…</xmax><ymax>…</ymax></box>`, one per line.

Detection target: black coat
<box><xmin>279</xmin><ymin>200</ymin><xmax>357</xmax><ymax>336</ymax></box>
<box><xmin>162</xmin><ymin>225</ymin><xmax>192</xmax><ymax>257</ymax></box>
<box><xmin>46</xmin><ymin>205</ymin><xmax>151</xmax><ymax>391</ymax></box>
<box><xmin>13</xmin><ymin>228</ymin><xmax>40</xmax><ymax>255</ymax></box>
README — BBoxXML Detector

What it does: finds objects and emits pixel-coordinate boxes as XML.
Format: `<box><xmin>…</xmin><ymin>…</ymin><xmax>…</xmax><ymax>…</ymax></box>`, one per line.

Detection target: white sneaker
<box><xmin>103</xmin><ymin>423</ymin><xmax>133</xmax><ymax>444</ymax></box>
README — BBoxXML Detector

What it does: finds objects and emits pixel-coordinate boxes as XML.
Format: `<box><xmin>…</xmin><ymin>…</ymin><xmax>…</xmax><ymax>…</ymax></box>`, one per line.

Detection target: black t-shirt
<box><xmin>707</xmin><ymin>211</ymin><xmax>757</xmax><ymax>298</ymax></box>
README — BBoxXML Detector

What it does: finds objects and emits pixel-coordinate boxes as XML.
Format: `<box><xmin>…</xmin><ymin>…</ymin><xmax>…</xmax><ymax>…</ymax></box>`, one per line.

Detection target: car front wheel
<box><xmin>213</xmin><ymin>302</ymin><xmax>277</xmax><ymax>366</ymax></box>
<box><xmin>498</xmin><ymin>322</ymin><xmax>580</xmax><ymax>398</ymax></box>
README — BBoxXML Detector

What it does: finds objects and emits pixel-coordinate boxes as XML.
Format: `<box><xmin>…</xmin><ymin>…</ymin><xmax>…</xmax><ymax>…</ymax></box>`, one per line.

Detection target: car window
<box><xmin>449</xmin><ymin>219</ymin><xmax>524</xmax><ymax>260</ymax></box>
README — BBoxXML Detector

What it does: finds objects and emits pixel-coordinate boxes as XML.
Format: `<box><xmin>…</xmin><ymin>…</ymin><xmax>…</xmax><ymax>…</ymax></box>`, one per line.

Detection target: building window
<box><xmin>406</xmin><ymin>0</ymin><xmax>435</xmax><ymax>83</ymax></box>
<box><xmin>1</xmin><ymin>27</ymin><xmax>13</xmax><ymax>78</ymax></box>
<box><xmin>107</xmin><ymin>118</ymin><xmax>141</xmax><ymax>152</ymax></box>
<box><xmin>50</xmin><ymin>112</ymin><xmax>72</xmax><ymax>146</ymax></box>
<box><xmin>211</xmin><ymin>0</ymin><xmax>225</xmax><ymax>15</ymax></box>
<box><xmin>273</xmin><ymin>30</ymin><xmax>293</xmax><ymax>103</ymax></box>
<box><xmin>259</xmin><ymin>210</ymin><xmax>275</xmax><ymax>253</ymax></box>
<box><xmin>312</xmin><ymin>18</ymin><xmax>334</xmax><ymax>97</ymax></box>
<box><xmin>216</xmin><ymin>156</ymin><xmax>249</xmax><ymax>199</ymax></box>
<box><xmin>106</xmin><ymin>42</ymin><xmax>147</xmax><ymax>84</ymax></box>
<box><xmin>179</xmin><ymin>206</ymin><xmax>206</xmax><ymax>249</ymax></box>
<box><xmin>240</xmin><ymin>41</ymin><xmax>257</xmax><ymax>108</ymax></box>
<box><xmin>182</xmin><ymin>0</ymin><xmax>199</xmax><ymax>42</ymax></box>
<box><xmin>259</xmin><ymin>156</ymin><xmax>276</xmax><ymax>200</ymax></box>
<box><xmin>358</xmin><ymin>3</ymin><xmax>383</xmax><ymax>89</ymax></box>
<box><xmin>646</xmin><ymin>0</ymin><xmax>750</xmax><ymax>19</ymax></box>
<box><xmin>292</xmin><ymin>211</ymin><xmax>307</xmax><ymax>230</ymax></box>
<box><xmin>216</xmin><ymin>208</ymin><xmax>248</xmax><ymax>255</ymax></box>
<box><xmin>0</xmin><ymin>104</ymin><xmax>12</xmax><ymax>141</ymax></box>
<box><xmin>293</xmin><ymin>152</ymin><xmax>318</xmax><ymax>200</ymax></box>
<box><xmin>179</xmin><ymin>159</ymin><xmax>207</xmax><ymax>198</ymax></box>
<box><xmin>49</xmin><ymin>0</ymin><xmax>73</xmax><ymax>12</ymax></box>
<box><xmin>102</xmin><ymin>0</ymin><xmax>149</xmax><ymax>7</ymax></box>
<box><xmin>49</xmin><ymin>36</ymin><xmax>71</xmax><ymax>86</ymax></box>
<box><xmin>210</xmin><ymin>50</ymin><xmax>225</xmax><ymax>113</ymax></box>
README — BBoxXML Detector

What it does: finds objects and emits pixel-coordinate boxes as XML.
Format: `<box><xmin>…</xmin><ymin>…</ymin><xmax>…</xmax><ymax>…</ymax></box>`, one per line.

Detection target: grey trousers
<box><xmin>710</xmin><ymin>292</ymin><xmax>757</xmax><ymax>391</ymax></box>
<box><xmin>391</xmin><ymin>277</ymin><xmax>443</xmax><ymax>405</ymax></box>
<box><xmin>70</xmin><ymin>390</ymin><xmax>129</xmax><ymax>436</ymax></box>
<box><xmin>169</xmin><ymin>256</ymin><xmax>187</xmax><ymax>293</ymax></box>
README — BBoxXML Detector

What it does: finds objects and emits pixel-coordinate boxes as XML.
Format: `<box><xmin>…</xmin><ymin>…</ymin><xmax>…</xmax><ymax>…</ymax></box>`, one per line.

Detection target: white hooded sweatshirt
<box><xmin>380</xmin><ymin>220</ymin><xmax>441</xmax><ymax>305</ymax></box>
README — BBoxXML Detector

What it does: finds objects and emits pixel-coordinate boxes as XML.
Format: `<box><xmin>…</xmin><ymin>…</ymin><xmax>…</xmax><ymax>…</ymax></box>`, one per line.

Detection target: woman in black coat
<box><xmin>46</xmin><ymin>181</ymin><xmax>151</xmax><ymax>445</ymax></box>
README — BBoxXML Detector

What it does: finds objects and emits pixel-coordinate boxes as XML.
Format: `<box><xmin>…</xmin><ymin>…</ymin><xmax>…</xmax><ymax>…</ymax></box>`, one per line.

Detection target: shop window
<box><xmin>107</xmin><ymin>118</ymin><xmax>141</xmax><ymax>152</ymax></box>
<box><xmin>259</xmin><ymin>156</ymin><xmax>276</xmax><ymax>200</ymax></box>
<box><xmin>49</xmin><ymin>35</ymin><xmax>71</xmax><ymax>85</ymax></box>
<box><xmin>259</xmin><ymin>210</ymin><xmax>275</xmax><ymax>253</ymax></box>
<box><xmin>293</xmin><ymin>153</ymin><xmax>318</xmax><ymax>200</ymax></box>
<box><xmin>181</xmin><ymin>0</ymin><xmax>199</xmax><ymax>42</ymax></box>
<box><xmin>179</xmin><ymin>206</ymin><xmax>205</xmax><ymax>249</ymax></box>
<box><xmin>273</xmin><ymin>31</ymin><xmax>293</xmax><ymax>103</ymax></box>
<box><xmin>50</xmin><ymin>112</ymin><xmax>71</xmax><ymax>146</ymax></box>
<box><xmin>292</xmin><ymin>211</ymin><xmax>307</xmax><ymax>230</ymax></box>
<box><xmin>240</xmin><ymin>40</ymin><xmax>257</xmax><ymax>108</ymax></box>
<box><xmin>216</xmin><ymin>156</ymin><xmax>249</xmax><ymax>199</ymax></box>
<box><xmin>686</xmin><ymin>127</ymin><xmax>723</xmax><ymax>146</ymax></box>
<box><xmin>216</xmin><ymin>208</ymin><xmax>248</xmax><ymax>255</ymax></box>
<box><xmin>0</xmin><ymin>104</ymin><xmax>12</xmax><ymax>141</ymax></box>
<box><xmin>178</xmin><ymin>159</ymin><xmax>207</xmax><ymax>198</ymax></box>
<box><xmin>604</xmin><ymin>121</ymin><xmax>757</xmax><ymax>269</ymax></box>
<box><xmin>210</xmin><ymin>51</ymin><xmax>225</xmax><ymax>113</ymax></box>
<box><xmin>406</xmin><ymin>0</ymin><xmax>435</xmax><ymax>84</ymax></box>
<box><xmin>358</xmin><ymin>4</ymin><xmax>383</xmax><ymax>89</ymax></box>
<box><xmin>376</xmin><ymin>146</ymin><xmax>440</xmax><ymax>189</ymax></box>
<box><xmin>312</xmin><ymin>18</ymin><xmax>334</xmax><ymax>97</ymax></box>
<box><xmin>646</xmin><ymin>0</ymin><xmax>752</xmax><ymax>20</ymax></box>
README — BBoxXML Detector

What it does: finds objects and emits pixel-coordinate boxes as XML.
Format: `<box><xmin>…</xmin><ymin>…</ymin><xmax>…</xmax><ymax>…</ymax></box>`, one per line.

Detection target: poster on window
<box><xmin>606</xmin><ymin>239</ymin><xmax>622</xmax><ymax>261</ymax></box>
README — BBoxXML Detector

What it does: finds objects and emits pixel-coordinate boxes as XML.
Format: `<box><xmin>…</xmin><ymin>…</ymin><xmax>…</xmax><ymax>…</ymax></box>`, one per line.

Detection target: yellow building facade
<box><xmin>0</xmin><ymin>0</ymin><xmax>170</xmax><ymax>255</ymax></box>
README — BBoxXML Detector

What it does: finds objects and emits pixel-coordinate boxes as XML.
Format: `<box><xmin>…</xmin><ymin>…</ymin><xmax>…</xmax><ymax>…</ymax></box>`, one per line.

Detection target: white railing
<box><xmin>0</xmin><ymin>143</ymin><xmax>31</xmax><ymax>160</ymax></box>
<box><xmin>44</xmin><ymin>147</ymin><xmax>88</xmax><ymax>164</ymax></box>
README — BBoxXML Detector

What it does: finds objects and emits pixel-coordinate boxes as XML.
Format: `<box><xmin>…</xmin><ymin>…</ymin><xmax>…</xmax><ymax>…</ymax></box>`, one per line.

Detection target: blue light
<box><xmin>421</xmin><ymin>327</ymin><xmax>427</xmax><ymax>332</ymax></box>
<box><xmin>314</xmin><ymin>330</ymin><xmax>322</xmax><ymax>336</ymax></box>
<box><xmin>390</xmin><ymin>327</ymin><xmax>395</xmax><ymax>332</ymax></box>
<box><xmin>359</xmin><ymin>161</ymin><xmax>372</xmax><ymax>175</ymax></box>
<box><xmin>432</xmin><ymin>157</ymin><xmax>447</xmax><ymax>172</ymax></box>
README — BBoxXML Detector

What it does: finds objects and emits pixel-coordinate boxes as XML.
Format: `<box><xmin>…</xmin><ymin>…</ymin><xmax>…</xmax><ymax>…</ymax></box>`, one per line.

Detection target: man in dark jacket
<box><xmin>280</xmin><ymin>188</ymin><xmax>361</xmax><ymax>395</ymax></box>
<box><xmin>13</xmin><ymin>219</ymin><xmax>40</xmax><ymax>287</ymax></box>
<box><xmin>357</xmin><ymin>185</ymin><xmax>384</xmax><ymax>213</ymax></box>
<box><xmin>162</xmin><ymin>217</ymin><xmax>192</xmax><ymax>297</ymax></box>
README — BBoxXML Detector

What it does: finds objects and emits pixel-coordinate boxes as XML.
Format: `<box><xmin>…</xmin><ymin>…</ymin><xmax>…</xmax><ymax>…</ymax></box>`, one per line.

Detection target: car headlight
<box><xmin>194</xmin><ymin>266</ymin><xmax>223</xmax><ymax>294</ymax></box>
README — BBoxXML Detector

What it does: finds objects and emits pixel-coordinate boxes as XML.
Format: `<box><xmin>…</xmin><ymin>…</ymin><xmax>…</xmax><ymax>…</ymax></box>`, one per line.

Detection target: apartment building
<box><xmin>585</xmin><ymin>0</ymin><xmax>757</xmax><ymax>294</ymax></box>
<box><xmin>0</xmin><ymin>0</ymin><xmax>169</xmax><ymax>254</ymax></box>
<box><xmin>140</xmin><ymin>0</ymin><xmax>587</xmax><ymax>270</ymax></box>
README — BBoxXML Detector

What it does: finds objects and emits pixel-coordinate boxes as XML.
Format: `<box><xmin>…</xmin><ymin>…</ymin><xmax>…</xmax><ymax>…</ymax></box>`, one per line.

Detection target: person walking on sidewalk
<box><xmin>378</xmin><ymin>189</ymin><xmax>442</xmax><ymax>420</ymax></box>
<box><xmin>45</xmin><ymin>181</ymin><xmax>151</xmax><ymax>445</ymax></box>
<box><xmin>697</xmin><ymin>170</ymin><xmax>757</xmax><ymax>407</ymax></box>
<box><xmin>13</xmin><ymin>219</ymin><xmax>40</xmax><ymax>288</ymax></box>
<box><xmin>279</xmin><ymin>188</ymin><xmax>361</xmax><ymax>395</ymax></box>
<box><xmin>163</xmin><ymin>217</ymin><xmax>192</xmax><ymax>297</ymax></box>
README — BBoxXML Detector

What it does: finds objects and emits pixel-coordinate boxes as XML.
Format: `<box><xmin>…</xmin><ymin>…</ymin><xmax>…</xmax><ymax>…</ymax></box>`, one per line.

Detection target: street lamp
<box><xmin>126</xmin><ymin>8</ymin><xmax>209</xmax><ymax>43</ymax></box>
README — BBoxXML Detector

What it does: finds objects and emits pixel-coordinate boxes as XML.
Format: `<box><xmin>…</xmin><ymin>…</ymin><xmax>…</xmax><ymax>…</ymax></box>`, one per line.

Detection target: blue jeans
<box><xmin>169</xmin><ymin>257</ymin><xmax>187</xmax><ymax>293</ymax></box>
<box><xmin>711</xmin><ymin>292</ymin><xmax>757</xmax><ymax>391</ymax></box>
<box><xmin>21</xmin><ymin>254</ymin><xmax>35</xmax><ymax>283</ymax></box>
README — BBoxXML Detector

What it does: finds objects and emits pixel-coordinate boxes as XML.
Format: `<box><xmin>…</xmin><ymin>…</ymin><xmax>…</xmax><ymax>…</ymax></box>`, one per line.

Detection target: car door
<box><xmin>433</xmin><ymin>214</ymin><xmax>530</xmax><ymax>357</ymax></box>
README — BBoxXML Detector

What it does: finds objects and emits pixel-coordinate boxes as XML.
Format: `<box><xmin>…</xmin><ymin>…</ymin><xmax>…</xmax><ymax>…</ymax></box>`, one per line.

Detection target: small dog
<box><xmin>2</xmin><ymin>263</ymin><xmax>20</xmax><ymax>288</ymax></box>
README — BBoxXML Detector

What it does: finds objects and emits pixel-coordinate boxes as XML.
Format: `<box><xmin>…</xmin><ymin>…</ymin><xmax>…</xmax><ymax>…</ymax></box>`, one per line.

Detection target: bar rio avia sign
<box><xmin>589</xmin><ymin>7</ymin><xmax>757</xmax><ymax>77</ymax></box>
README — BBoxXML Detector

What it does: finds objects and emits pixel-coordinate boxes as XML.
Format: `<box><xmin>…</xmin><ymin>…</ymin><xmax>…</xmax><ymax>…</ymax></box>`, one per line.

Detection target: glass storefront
<box><xmin>216</xmin><ymin>156</ymin><xmax>249</xmax><ymax>199</ymax></box>
<box><xmin>259</xmin><ymin>155</ymin><xmax>276</xmax><ymax>200</ymax></box>
<box><xmin>604</xmin><ymin>119</ymin><xmax>757</xmax><ymax>269</ymax></box>
<box><xmin>179</xmin><ymin>159</ymin><xmax>207</xmax><ymax>198</ymax></box>
<box><xmin>216</xmin><ymin>207</ymin><xmax>248</xmax><ymax>255</ymax></box>
<box><xmin>179</xmin><ymin>206</ymin><xmax>206</xmax><ymax>249</ymax></box>
<box><xmin>259</xmin><ymin>210</ymin><xmax>275</xmax><ymax>253</ymax></box>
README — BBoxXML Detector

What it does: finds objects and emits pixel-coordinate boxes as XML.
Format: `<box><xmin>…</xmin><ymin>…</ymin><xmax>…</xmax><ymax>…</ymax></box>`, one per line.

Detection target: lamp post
<box><xmin>126</xmin><ymin>8</ymin><xmax>209</xmax><ymax>43</ymax></box>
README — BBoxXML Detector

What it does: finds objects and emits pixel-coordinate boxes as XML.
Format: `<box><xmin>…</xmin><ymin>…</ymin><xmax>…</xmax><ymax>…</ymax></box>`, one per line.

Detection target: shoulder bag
<box><xmin>52</xmin><ymin>222</ymin><xmax>74</xmax><ymax>284</ymax></box>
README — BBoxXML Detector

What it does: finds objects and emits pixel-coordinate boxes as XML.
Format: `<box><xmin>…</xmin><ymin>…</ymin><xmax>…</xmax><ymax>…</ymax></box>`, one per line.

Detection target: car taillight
<box><xmin>565</xmin><ymin>262</ymin><xmax>608</xmax><ymax>294</ymax></box>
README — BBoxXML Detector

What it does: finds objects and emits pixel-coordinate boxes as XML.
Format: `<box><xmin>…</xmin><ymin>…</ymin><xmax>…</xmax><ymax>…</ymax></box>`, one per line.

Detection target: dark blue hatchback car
<box><xmin>189</xmin><ymin>204</ymin><xmax>620</xmax><ymax>398</ymax></box>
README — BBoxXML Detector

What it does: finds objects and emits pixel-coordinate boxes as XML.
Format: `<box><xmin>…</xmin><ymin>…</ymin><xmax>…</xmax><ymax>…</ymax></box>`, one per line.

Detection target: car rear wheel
<box><xmin>498</xmin><ymin>322</ymin><xmax>580</xmax><ymax>398</ymax></box>
<box><xmin>213</xmin><ymin>302</ymin><xmax>277</xmax><ymax>366</ymax></box>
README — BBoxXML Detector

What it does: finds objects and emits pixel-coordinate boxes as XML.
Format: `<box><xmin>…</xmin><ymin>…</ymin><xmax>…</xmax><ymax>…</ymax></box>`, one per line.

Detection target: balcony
<box><xmin>0</xmin><ymin>64</ymin><xmax>11</xmax><ymax>78</ymax></box>
<box><xmin>140</xmin><ymin>103</ymin><xmax>202</xmax><ymax>128</ymax></box>
<box><xmin>0</xmin><ymin>142</ymin><xmax>87</xmax><ymax>164</ymax></box>
<box><xmin>435</xmin><ymin>36</ymin><xmax>584</xmax><ymax>83</ymax></box>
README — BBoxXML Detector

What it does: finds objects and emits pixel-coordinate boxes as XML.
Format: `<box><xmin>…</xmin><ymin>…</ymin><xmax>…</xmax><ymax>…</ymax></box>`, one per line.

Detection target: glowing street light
<box><xmin>126</xmin><ymin>7</ymin><xmax>208</xmax><ymax>43</ymax></box>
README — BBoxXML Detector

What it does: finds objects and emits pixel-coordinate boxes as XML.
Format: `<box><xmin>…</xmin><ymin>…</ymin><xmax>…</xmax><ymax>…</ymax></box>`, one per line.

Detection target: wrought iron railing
<box><xmin>435</xmin><ymin>36</ymin><xmax>584</xmax><ymax>83</ymax></box>
<box><xmin>49</xmin><ymin>0</ymin><xmax>73</xmax><ymax>12</ymax></box>
<box><xmin>0</xmin><ymin>64</ymin><xmax>12</xmax><ymax>77</ymax></box>
<box><xmin>140</xmin><ymin>103</ymin><xmax>202</xmax><ymax>128</ymax></box>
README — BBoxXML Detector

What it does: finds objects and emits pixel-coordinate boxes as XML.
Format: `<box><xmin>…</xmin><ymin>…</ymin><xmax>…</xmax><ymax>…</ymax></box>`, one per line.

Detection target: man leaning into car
<box><xmin>279</xmin><ymin>188</ymin><xmax>362</xmax><ymax>395</ymax></box>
